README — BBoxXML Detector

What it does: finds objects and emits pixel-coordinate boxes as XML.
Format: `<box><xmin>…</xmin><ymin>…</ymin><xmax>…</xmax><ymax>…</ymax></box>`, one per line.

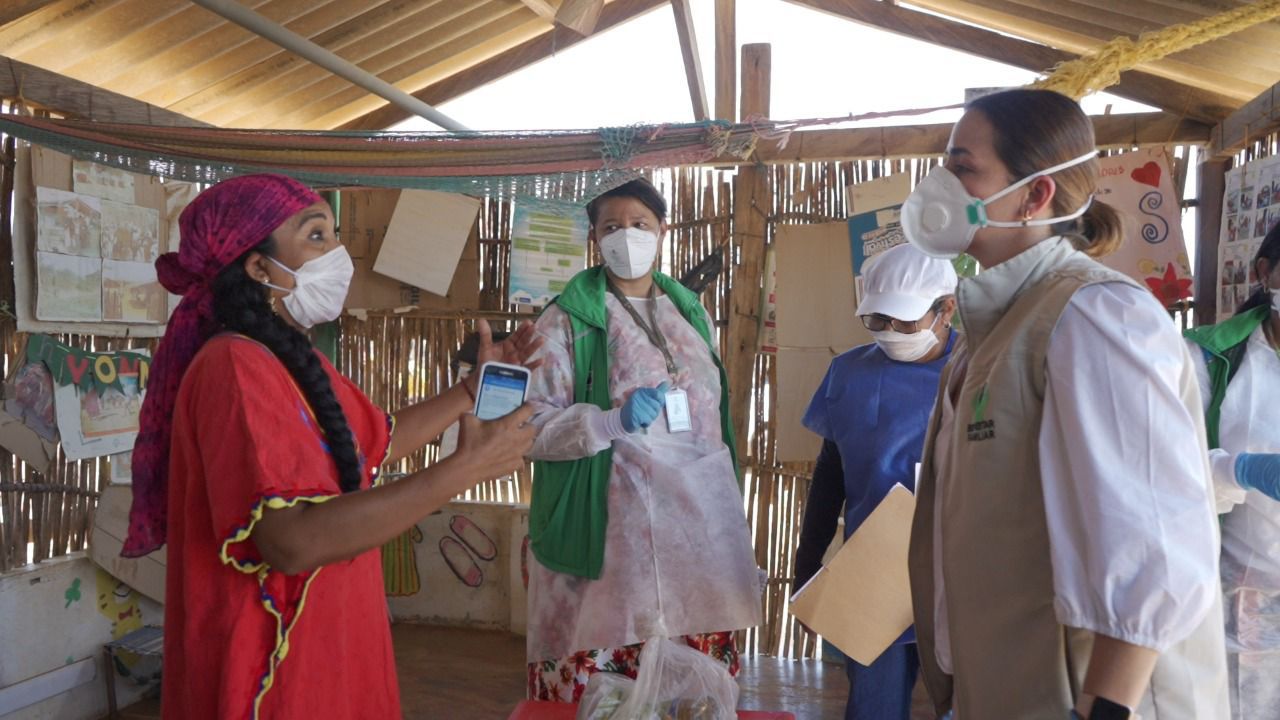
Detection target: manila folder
<box><xmin>789</xmin><ymin>483</ymin><xmax>916</xmax><ymax>665</ymax></box>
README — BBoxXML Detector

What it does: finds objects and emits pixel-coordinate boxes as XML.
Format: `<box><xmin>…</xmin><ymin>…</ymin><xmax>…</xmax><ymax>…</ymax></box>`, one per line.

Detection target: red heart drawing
<box><xmin>1131</xmin><ymin>162</ymin><xmax>1162</xmax><ymax>188</ymax></box>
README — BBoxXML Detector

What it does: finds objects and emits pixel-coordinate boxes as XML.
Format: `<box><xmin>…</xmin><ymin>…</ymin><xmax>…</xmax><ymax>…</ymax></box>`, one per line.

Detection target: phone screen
<box><xmin>474</xmin><ymin>365</ymin><xmax>529</xmax><ymax>421</ymax></box>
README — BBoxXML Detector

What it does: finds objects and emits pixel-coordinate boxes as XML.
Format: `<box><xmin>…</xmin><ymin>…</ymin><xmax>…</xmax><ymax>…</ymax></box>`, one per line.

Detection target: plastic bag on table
<box><xmin>575</xmin><ymin>635</ymin><xmax>739</xmax><ymax>720</ymax></box>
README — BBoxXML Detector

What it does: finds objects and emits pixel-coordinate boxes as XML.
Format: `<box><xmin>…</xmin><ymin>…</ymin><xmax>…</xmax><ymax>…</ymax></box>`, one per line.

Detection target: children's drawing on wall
<box><xmin>439</xmin><ymin>515</ymin><xmax>497</xmax><ymax>588</ymax></box>
<box><xmin>26</xmin><ymin>335</ymin><xmax>150</xmax><ymax>459</ymax></box>
<box><xmin>96</xmin><ymin>569</ymin><xmax>159</xmax><ymax>685</ymax></box>
<box><xmin>65</xmin><ymin>576</ymin><xmax>82</xmax><ymax>608</ymax></box>
<box><xmin>79</xmin><ymin>374</ymin><xmax>143</xmax><ymax>439</ymax></box>
<box><xmin>73</xmin><ymin>159</ymin><xmax>136</xmax><ymax>204</ymax></box>
<box><xmin>383</xmin><ymin>524</ymin><xmax>424</xmax><ymax>597</ymax></box>
<box><xmin>37</xmin><ymin>187</ymin><xmax>101</xmax><ymax>257</ymax></box>
<box><xmin>5</xmin><ymin>359</ymin><xmax>58</xmax><ymax>441</ymax></box>
<box><xmin>36</xmin><ymin>252</ymin><xmax>102</xmax><ymax>321</ymax></box>
<box><xmin>103</xmin><ymin>259</ymin><xmax>167</xmax><ymax>323</ymax></box>
<box><xmin>100</xmin><ymin>200</ymin><xmax>160</xmax><ymax>263</ymax></box>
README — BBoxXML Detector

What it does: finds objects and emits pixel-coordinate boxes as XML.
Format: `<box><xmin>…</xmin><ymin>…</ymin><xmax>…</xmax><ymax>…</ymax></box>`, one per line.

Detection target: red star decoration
<box><xmin>1144</xmin><ymin>262</ymin><xmax>1193</xmax><ymax>307</ymax></box>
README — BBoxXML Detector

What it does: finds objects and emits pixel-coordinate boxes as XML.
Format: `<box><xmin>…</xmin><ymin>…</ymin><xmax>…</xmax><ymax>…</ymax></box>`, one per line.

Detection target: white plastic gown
<box><xmin>524</xmin><ymin>293</ymin><xmax>762</xmax><ymax>663</ymax></box>
<box><xmin>1189</xmin><ymin>324</ymin><xmax>1280</xmax><ymax>719</ymax></box>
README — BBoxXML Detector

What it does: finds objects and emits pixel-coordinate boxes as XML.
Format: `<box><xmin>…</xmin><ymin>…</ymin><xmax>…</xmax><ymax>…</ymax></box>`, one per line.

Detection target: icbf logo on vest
<box><xmin>967</xmin><ymin>384</ymin><xmax>995</xmax><ymax>442</ymax></box>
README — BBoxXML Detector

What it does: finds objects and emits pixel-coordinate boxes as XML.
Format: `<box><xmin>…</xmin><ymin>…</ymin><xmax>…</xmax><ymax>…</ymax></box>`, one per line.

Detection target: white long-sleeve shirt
<box><xmin>933</xmin><ymin>282</ymin><xmax>1221</xmax><ymax>671</ymax></box>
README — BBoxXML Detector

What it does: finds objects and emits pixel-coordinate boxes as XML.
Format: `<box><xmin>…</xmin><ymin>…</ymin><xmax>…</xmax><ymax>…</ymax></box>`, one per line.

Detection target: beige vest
<box><xmin>908</xmin><ymin>238</ymin><xmax>1229</xmax><ymax>719</ymax></box>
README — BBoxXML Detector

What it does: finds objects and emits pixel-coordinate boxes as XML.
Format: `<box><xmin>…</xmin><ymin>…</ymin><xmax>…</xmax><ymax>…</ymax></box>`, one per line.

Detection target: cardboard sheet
<box><xmin>775</xmin><ymin>348</ymin><xmax>835</xmax><ymax>463</ymax></box>
<box><xmin>773</xmin><ymin>222</ymin><xmax>866</xmax><ymax>350</ymax></box>
<box><xmin>88</xmin><ymin>484</ymin><xmax>166</xmax><ymax>604</ymax></box>
<box><xmin>341</xmin><ymin>188</ymin><xmax>480</xmax><ymax>311</ymax></box>
<box><xmin>373</xmin><ymin>189</ymin><xmax>481</xmax><ymax>297</ymax></box>
<box><xmin>847</xmin><ymin>173</ymin><xmax>910</xmax><ymax>215</ymax></box>
<box><xmin>790</xmin><ymin>484</ymin><xmax>916</xmax><ymax>665</ymax></box>
<box><xmin>773</xmin><ymin>222</ymin><xmax>874</xmax><ymax>462</ymax></box>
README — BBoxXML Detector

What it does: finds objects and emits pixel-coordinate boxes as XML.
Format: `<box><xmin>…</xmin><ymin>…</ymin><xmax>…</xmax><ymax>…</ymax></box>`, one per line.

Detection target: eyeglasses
<box><xmin>860</xmin><ymin>304</ymin><xmax>941</xmax><ymax>334</ymax></box>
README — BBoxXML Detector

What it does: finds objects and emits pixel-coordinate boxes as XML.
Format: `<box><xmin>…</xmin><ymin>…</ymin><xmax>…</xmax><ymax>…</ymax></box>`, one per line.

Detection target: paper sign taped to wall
<box><xmin>790</xmin><ymin>484</ymin><xmax>916</xmax><ymax>665</ymax></box>
<box><xmin>373</xmin><ymin>189</ymin><xmax>481</xmax><ymax>296</ymax></box>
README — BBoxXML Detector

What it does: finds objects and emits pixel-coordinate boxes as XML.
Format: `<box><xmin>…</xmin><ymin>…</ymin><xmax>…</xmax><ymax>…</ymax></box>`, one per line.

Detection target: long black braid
<box><xmin>211</xmin><ymin>240</ymin><xmax>363</xmax><ymax>493</ymax></box>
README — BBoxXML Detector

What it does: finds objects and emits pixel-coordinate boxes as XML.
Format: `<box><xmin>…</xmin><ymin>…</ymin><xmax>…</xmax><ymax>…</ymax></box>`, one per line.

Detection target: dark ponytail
<box><xmin>1238</xmin><ymin>220</ymin><xmax>1280</xmax><ymax>316</ymax></box>
<box><xmin>211</xmin><ymin>241</ymin><xmax>363</xmax><ymax>493</ymax></box>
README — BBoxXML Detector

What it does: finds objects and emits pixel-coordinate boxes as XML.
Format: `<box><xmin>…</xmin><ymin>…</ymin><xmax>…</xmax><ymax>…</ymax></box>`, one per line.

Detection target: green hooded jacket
<box><xmin>529</xmin><ymin>266</ymin><xmax>740</xmax><ymax>579</ymax></box>
<box><xmin>1183</xmin><ymin>304</ymin><xmax>1269</xmax><ymax>449</ymax></box>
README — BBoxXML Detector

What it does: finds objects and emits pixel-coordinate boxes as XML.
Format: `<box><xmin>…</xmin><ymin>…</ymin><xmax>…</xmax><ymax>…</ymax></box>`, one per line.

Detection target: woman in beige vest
<box><xmin>901</xmin><ymin>89</ymin><xmax>1229</xmax><ymax>719</ymax></box>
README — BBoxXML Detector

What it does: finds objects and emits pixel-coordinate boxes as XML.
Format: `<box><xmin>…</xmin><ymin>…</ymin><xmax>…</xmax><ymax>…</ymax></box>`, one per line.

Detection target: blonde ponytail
<box><xmin>1073</xmin><ymin>199</ymin><xmax>1125</xmax><ymax>259</ymax></box>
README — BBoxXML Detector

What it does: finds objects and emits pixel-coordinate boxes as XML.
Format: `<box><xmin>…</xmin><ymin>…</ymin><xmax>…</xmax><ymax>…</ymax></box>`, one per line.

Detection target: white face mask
<box><xmin>264</xmin><ymin>246</ymin><xmax>354</xmax><ymax>328</ymax></box>
<box><xmin>1272</xmin><ymin>288</ymin><xmax>1280</xmax><ymax>314</ymax></box>
<box><xmin>871</xmin><ymin>315</ymin><xmax>942</xmax><ymax>362</ymax></box>
<box><xmin>598</xmin><ymin>227</ymin><xmax>659</xmax><ymax>280</ymax></box>
<box><xmin>901</xmin><ymin>150</ymin><xmax>1099</xmax><ymax>259</ymax></box>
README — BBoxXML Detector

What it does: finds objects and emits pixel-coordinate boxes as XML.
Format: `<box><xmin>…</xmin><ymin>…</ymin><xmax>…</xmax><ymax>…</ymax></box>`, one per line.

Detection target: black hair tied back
<box><xmin>211</xmin><ymin>241</ymin><xmax>363</xmax><ymax>493</ymax></box>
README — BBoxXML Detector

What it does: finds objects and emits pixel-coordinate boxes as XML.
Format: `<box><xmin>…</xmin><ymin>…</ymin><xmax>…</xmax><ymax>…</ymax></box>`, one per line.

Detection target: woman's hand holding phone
<box><xmin>452</xmin><ymin>405</ymin><xmax>536</xmax><ymax>486</ymax></box>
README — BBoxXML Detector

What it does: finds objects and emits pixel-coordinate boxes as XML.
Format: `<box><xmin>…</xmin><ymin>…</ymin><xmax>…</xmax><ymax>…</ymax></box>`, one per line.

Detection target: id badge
<box><xmin>665</xmin><ymin>388</ymin><xmax>692</xmax><ymax>433</ymax></box>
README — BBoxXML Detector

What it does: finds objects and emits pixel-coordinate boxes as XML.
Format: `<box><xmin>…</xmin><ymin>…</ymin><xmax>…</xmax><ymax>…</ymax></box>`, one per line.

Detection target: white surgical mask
<box><xmin>1272</xmin><ymin>288</ymin><xmax>1280</xmax><ymax>315</ymax></box>
<box><xmin>263</xmin><ymin>246</ymin><xmax>354</xmax><ymax>328</ymax></box>
<box><xmin>902</xmin><ymin>150</ymin><xmax>1099</xmax><ymax>259</ymax></box>
<box><xmin>871</xmin><ymin>315</ymin><xmax>942</xmax><ymax>362</ymax></box>
<box><xmin>598</xmin><ymin>227</ymin><xmax>659</xmax><ymax>279</ymax></box>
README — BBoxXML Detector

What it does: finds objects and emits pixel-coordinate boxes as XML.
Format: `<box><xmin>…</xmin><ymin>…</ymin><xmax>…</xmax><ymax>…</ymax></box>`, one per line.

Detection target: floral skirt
<box><xmin>527</xmin><ymin>631</ymin><xmax>740</xmax><ymax>704</ymax></box>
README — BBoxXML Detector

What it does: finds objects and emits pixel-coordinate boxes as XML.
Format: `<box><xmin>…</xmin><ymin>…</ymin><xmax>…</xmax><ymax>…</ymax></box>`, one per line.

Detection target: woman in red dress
<box><xmin>121</xmin><ymin>174</ymin><xmax>538</xmax><ymax>719</ymax></box>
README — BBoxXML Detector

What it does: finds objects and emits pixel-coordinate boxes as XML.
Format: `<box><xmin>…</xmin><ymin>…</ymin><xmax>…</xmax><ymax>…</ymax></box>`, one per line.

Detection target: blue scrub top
<box><xmin>803</xmin><ymin>331</ymin><xmax>955</xmax><ymax>537</ymax></box>
<box><xmin>802</xmin><ymin>332</ymin><xmax>954</xmax><ymax>648</ymax></box>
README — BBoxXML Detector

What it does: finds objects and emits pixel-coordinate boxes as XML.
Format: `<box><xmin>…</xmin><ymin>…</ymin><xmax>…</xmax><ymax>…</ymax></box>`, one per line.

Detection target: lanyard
<box><xmin>606</xmin><ymin>278</ymin><xmax>679</xmax><ymax>378</ymax></box>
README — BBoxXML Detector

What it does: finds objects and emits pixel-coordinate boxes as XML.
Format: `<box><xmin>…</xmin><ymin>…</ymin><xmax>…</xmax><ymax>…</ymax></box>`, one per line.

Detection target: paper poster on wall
<box><xmin>73</xmin><ymin>160</ymin><xmax>136</xmax><ymax>203</ymax></box>
<box><xmin>1093</xmin><ymin>148</ymin><xmax>1193</xmax><ymax>309</ymax></box>
<box><xmin>37</xmin><ymin>187</ymin><xmax>101</xmax><ymax>257</ymax></box>
<box><xmin>109</xmin><ymin>451</ymin><xmax>133</xmax><ymax>485</ymax></box>
<box><xmin>14</xmin><ymin>145</ymin><xmax>185</xmax><ymax>337</ymax></box>
<box><xmin>100</xmin><ymin>200</ymin><xmax>161</xmax><ymax>262</ymax></box>
<box><xmin>845</xmin><ymin>174</ymin><xmax>912</xmax><ymax>283</ymax></box>
<box><xmin>373</xmin><ymin>189</ymin><xmax>481</xmax><ymax>297</ymax></box>
<box><xmin>1216</xmin><ymin>157</ymin><xmax>1278</xmax><ymax>321</ymax></box>
<box><xmin>508</xmin><ymin>205</ymin><xmax>589</xmax><ymax>307</ymax></box>
<box><xmin>4</xmin><ymin>359</ymin><xmax>58</xmax><ymax>442</ymax></box>
<box><xmin>848</xmin><ymin>206</ymin><xmax>907</xmax><ymax>279</ymax></box>
<box><xmin>103</xmin><ymin>260</ymin><xmax>167</xmax><ymax>323</ymax></box>
<box><xmin>759</xmin><ymin>248</ymin><xmax>778</xmax><ymax>354</ymax></box>
<box><xmin>36</xmin><ymin>252</ymin><xmax>102</xmax><ymax>321</ymax></box>
<box><xmin>26</xmin><ymin>335</ymin><xmax>149</xmax><ymax>460</ymax></box>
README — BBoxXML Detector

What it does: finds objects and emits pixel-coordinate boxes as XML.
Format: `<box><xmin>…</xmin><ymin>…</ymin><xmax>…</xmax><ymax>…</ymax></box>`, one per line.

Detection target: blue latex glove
<box><xmin>621</xmin><ymin>382</ymin><xmax>669</xmax><ymax>433</ymax></box>
<box><xmin>1237</xmin><ymin>453</ymin><xmax>1280</xmax><ymax>501</ymax></box>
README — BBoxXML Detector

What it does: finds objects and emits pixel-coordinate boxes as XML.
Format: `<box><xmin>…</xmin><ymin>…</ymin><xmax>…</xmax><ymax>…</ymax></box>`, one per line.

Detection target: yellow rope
<box><xmin>1034</xmin><ymin>0</ymin><xmax>1280</xmax><ymax>99</ymax></box>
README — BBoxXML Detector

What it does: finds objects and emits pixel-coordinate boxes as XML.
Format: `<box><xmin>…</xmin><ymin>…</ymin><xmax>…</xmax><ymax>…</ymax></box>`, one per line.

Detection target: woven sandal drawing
<box><xmin>439</xmin><ymin>536</ymin><xmax>483</xmax><ymax>588</ymax></box>
<box><xmin>449</xmin><ymin>515</ymin><xmax>497</xmax><ymax>561</ymax></box>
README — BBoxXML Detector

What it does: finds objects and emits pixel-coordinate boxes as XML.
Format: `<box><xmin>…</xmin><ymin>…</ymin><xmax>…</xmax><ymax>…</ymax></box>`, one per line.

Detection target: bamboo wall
<box><xmin>0</xmin><ymin>137</ymin><xmax>1209</xmax><ymax>658</ymax></box>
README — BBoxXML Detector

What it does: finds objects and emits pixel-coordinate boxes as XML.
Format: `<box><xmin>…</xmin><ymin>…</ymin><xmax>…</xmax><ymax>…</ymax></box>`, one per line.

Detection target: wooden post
<box><xmin>726</xmin><ymin>43</ymin><xmax>770</xmax><ymax>463</ymax></box>
<box><xmin>1195</xmin><ymin>157</ymin><xmax>1229</xmax><ymax>326</ymax></box>
<box><xmin>714</xmin><ymin>0</ymin><xmax>736</xmax><ymax>122</ymax></box>
<box><xmin>671</xmin><ymin>0</ymin><xmax>709</xmax><ymax>121</ymax></box>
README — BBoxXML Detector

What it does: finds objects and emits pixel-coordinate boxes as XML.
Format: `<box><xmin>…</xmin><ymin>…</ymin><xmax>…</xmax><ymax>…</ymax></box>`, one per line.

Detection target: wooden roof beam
<box><xmin>556</xmin><ymin>0</ymin><xmax>604</xmax><ymax>35</ymax></box>
<box><xmin>714</xmin><ymin>0</ymin><xmax>735</xmax><ymax>122</ymax></box>
<box><xmin>1206</xmin><ymin>81</ymin><xmax>1280</xmax><ymax>159</ymax></box>
<box><xmin>727</xmin><ymin>111</ymin><xmax>1211</xmax><ymax>165</ymax></box>
<box><xmin>0</xmin><ymin>0</ymin><xmax>62</xmax><ymax>30</ymax></box>
<box><xmin>520</xmin><ymin>0</ymin><xmax>558</xmax><ymax>23</ymax></box>
<box><xmin>338</xmin><ymin>0</ymin><xmax>667</xmax><ymax>130</ymax></box>
<box><xmin>0</xmin><ymin>55</ymin><xmax>208</xmax><ymax>127</ymax></box>
<box><xmin>783</xmin><ymin>0</ymin><xmax>1239</xmax><ymax>125</ymax></box>
<box><xmin>671</xmin><ymin>0</ymin><xmax>709</xmax><ymax>121</ymax></box>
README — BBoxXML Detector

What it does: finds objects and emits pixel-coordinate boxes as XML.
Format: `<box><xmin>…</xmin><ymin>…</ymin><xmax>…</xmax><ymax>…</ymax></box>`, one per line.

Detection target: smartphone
<box><xmin>472</xmin><ymin>361</ymin><xmax>530</xmax><ymax>421</ymax></box>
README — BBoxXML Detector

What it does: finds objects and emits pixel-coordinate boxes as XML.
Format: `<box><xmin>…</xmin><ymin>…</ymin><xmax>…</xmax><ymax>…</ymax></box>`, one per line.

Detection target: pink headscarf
<box><xmin>122</xmin><ymin>174</ymin><xmax>322</xmax><ymax>557</ymax></box>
